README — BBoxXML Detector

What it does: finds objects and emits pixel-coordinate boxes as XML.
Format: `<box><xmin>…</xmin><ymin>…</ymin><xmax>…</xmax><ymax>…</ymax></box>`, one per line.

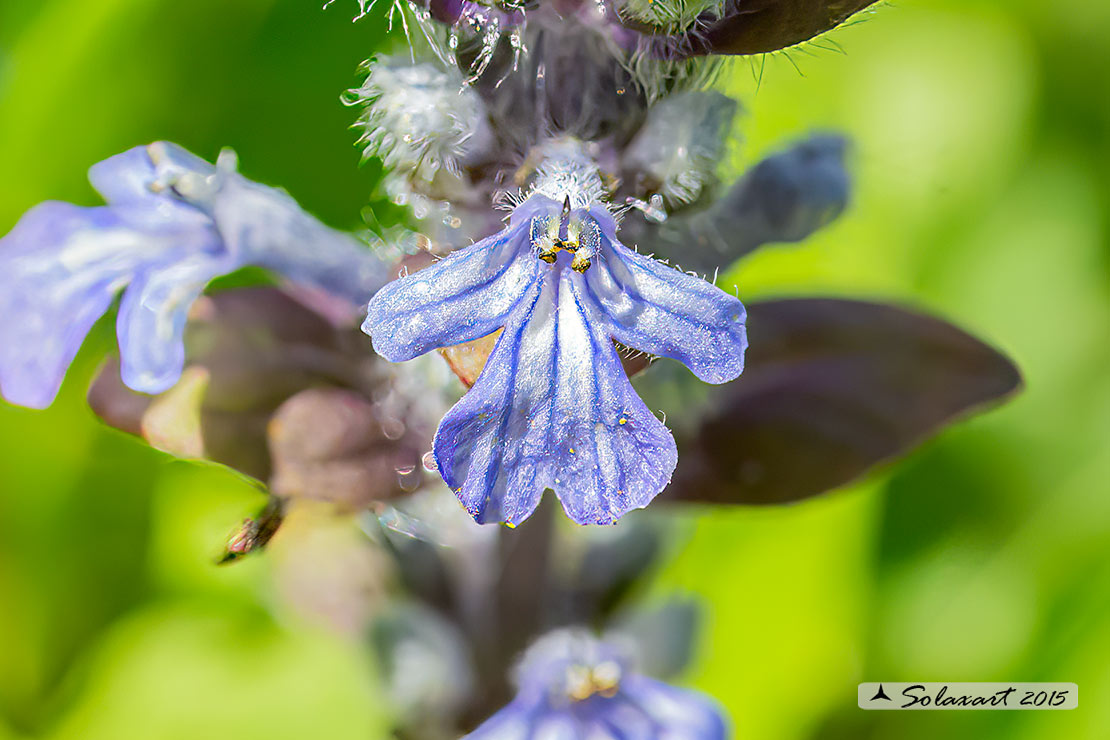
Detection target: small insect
<box><xmin>219</xmin><ymin>497</ymin><xmax>285</xmax><ymax>564</ymax></box>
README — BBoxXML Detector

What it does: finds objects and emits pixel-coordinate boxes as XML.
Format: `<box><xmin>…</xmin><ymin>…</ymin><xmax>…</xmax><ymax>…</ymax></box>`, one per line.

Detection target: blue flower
<box><xmin>363</xmin><ymin>149</ymin><xmax>747</xmax><ymax>525</ymax></box>
<box><xmin>0</xmin><ymin>142</ymin><xmax>388</xmax><ymax>409</ymax></box>
<box><xmin>464</xmin><ymin>630</ymin><xmax>727</xmax><ymax>739</ymax></box>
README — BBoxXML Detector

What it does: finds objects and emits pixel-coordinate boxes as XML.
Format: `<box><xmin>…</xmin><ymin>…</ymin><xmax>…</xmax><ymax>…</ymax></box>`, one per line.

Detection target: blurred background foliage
<box><xmin>0</xmin><ymin>0</ymin><xmax>1107</xmax><ymax>738</ymax></box>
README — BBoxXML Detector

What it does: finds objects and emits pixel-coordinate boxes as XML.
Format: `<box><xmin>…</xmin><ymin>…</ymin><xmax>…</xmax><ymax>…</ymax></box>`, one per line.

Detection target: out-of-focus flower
<box><xmin>0</xmin><ymin>142</ymin><xmax>389</xmax><ymax>408</ymax></box>
<box><xmin>346</xmin><ymin>58</ymin><xmax>492</xmax><ymax>188</ymax></box>
<box><xmin>371</xmin><ymin>603</ymin><xmax>479</xmax><ymax>738</ymax></box>
<box><xmin>620</xmin><ymin>90</ymin><xmax>738</xmax><ymax>210</ymax></box>
<box><xmin>344</xmin><ymin>57</ymin><xmax>502</xmax><ymax>254</ymax></box>
<box><xmin>464</xmin><ymin>629</ymin><xmax>727</xmax><ymax>739</ymax></box>
<box><xmin>364</xmin><ymin>143</ymin><xmax>747</xmax><ymax>526</ymax></box>
<box><xmin>624</xmin><ymin>134</ymin><xmax>852</xmax><ymax>271</ymax></box>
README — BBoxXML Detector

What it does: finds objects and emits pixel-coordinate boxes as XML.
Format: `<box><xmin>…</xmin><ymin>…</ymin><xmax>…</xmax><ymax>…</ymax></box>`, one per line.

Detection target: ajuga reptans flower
<box><xmin>464</xmin><ymin>629</ymin><xmax>727</xmax><ymax>739</ymax></box>
<box><xmin>364</xmin><ymin>142</ymin><xmax>747</xmax><ymax>526</ymax></box>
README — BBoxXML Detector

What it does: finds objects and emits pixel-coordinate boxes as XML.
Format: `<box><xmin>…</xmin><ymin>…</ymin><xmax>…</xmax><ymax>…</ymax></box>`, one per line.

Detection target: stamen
<box><xmin>532</xmin><ymin>210</ymin><xmax>593</xmax><ymax>271</ymax></box>
<box><xmin>564</xmin><ymin>660</ymin><xmax>623</xmax><ymax>701</ymax></box>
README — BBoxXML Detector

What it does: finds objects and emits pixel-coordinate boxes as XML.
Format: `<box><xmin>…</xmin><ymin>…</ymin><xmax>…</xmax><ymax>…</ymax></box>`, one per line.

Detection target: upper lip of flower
<box><xmin>363</xmin><ymin>191</ymin><xmax>747</xmax><ymax>526</ymax></box>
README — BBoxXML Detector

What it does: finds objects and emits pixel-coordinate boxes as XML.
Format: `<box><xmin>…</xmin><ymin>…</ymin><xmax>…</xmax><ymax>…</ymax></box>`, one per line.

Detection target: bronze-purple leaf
<box><xmin>88</xmin><ymin>287</ymin><xmax>366</xmax><ymax>478</ymax></box>
<box><xmin>87</xmin><ymin>287</ymin><xmax>430</xmax><ymax>509</ymax></box>
<box><xmin>647</xmin><ymin>0</ymin><xmax>880</xmax><ymax>58</ymax></box>
<box><xmin>268</xmin><ymin>388</ymin><xmax>423</xmax><ymax>510</ymax></box>
<box><xmin>88</xmin><ymin>361</ymin><xmax>151</xmax><ymax>437</ymax></box>
<box><xmin>648</xmin><ymin>298</ymin><xmax>1022</xmax><ymax>505</ymax></box>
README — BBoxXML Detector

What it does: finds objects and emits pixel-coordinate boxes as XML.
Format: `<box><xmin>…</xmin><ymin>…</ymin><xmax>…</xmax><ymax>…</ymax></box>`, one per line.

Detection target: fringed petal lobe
<box><xmin>584</xmin><ymin>212</ymin><xmax>747</xmax><ymax>384</ymax></box>
<box><xmin>364</xmin><ymin>223</ymin><xmax>540</xmax><ymax>362</ymax></box>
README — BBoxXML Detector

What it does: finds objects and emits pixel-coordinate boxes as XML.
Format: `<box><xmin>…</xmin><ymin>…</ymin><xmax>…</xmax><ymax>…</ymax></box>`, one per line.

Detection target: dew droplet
<box><xmin>381</xmin><ymin>417</ymin><xmax>406</xmax><ymax>440</ymax></box>
<box><xmin>421</xmin><ymin>451</ymin><xmax>438</xmax><ymax>473</ymax></box>
<box><xmin>395</xmin><ymin>464</ymin><xmax>417</xmax><ymax>475</ymax></box>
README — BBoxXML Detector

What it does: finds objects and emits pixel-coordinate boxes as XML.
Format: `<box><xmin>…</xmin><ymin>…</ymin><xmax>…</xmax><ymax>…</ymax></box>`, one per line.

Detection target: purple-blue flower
<box><xmin>464</xmin><ymin>630</ymin><xmax>728</xmax><ymax>739</ymax></box>
<box><xmin>0</xmin><ymin>142</ymin><xmax>388</xmax><ymax>409</ymax></box>
<box><xmin>363</xmin><ymin>147</ymin><xmax>747</xmax><ymax>525</ymax></box>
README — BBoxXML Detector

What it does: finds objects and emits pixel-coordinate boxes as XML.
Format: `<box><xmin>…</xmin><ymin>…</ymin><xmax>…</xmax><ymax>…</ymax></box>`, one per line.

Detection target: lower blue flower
<box><xmin>0</xmin><ymin>143</ymin><xmax>388</xmax><ymax>409</ymax></box>
<box><xmin>465</xmin><ymin>630</ymin><xmax>728</xmax><ymax>739</ymax></box>
<box><xmin>364</xmin><ymin>153</ymin><xmax>747</xmax><ymax>525</ymax></box>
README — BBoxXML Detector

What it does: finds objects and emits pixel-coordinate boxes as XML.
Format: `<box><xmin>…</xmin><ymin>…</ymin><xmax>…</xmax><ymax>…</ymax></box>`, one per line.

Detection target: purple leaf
<box><xmin>88</xmin><ymin>287</ymin><xmax>429</xmax><ymax>509</ymax></box>
<box><xmin>268</xmin><ymin>388</ymin><xmax>423</xmax><ymax>509</ymax></box>
<box><xmin>648</xmin><ymin>298</ymin><xmax>1022</xmax><ymax>505</ymax></box>
<box><xmin>647</xmin><ymin>0</ymin><xmax>881</xmax><ymax>58</ymax></box>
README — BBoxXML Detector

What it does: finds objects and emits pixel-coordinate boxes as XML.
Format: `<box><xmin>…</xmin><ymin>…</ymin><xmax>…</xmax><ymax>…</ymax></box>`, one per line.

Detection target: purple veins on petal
<box><xmin>432</xmin><ymin>263</ymin><xmax>677</xmax><ymax>526</ymax></box>
<box><xmin>363</xmin><ymin>216</ymin><xmax>541</xmax><ymax>362</ymax></box>
<box><xmin>582</xmin><ymin>207</ymin><xmax>747</xmax><ymax>383</ymax></box>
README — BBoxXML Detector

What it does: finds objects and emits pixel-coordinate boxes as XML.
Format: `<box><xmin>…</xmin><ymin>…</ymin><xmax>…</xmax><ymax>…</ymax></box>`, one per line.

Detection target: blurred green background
<box><xmin>0</xmin><ymin>0</ymin><xmax>1107</xmax><ymax>738</ymax></box>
